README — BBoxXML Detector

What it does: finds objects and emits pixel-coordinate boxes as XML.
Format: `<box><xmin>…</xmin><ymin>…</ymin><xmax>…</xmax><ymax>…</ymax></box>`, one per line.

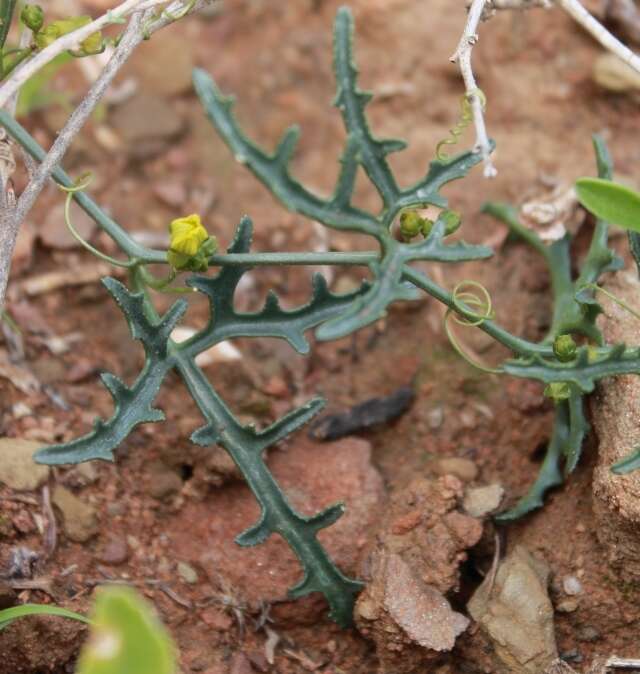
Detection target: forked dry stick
<box><xmin>557</xmin><ymin>0</ymin><xmax>640</xmax><ymax>73</ymax></box>
<box><xmin>451</xmin><ymin>0</ymin><xmax>497</xmax><ymax>178</ymax></box>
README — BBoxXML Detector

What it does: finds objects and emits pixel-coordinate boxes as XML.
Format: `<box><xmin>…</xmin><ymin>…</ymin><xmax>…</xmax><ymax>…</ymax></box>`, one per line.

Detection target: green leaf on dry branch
<box><xmin>576</xmin><ymin>177</ymin><xmax>640</xmax><ymax>232</ymax></box>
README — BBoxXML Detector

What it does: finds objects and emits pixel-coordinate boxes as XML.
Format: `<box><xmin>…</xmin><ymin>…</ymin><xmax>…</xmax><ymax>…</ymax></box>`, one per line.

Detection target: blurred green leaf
<box><xmin>0</xmin><ymin>0</ymin><xmax>17</xmax><ymax>50</ymax></box>
<box><xmin>575</xmin><ymin>177</ymin><xmax>640</xmax><ymax>232</ymax></box>
<box><xmin>76</xmin><ymin>587</ymin><xmax>176</xmax><ymax>674</ymax></box>
<box><xmin>16</xmin><ymin>52</ymin><xmax>72</xmax><ymax>117</ymax></box>
<box><xmin>612</xmin><ymin>446</ymin><xmax>640</xmax><ymax>474</ymax></box>
<box><xmin>0</xmin><ymin>603</ymin><xmax>89</xmax><ymax>631</ymax></box>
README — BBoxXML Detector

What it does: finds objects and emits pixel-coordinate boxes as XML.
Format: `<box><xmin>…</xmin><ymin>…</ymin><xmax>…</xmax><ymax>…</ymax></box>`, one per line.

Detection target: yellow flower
<box><xmin>167</xmin><ymin>214</ymin><xmax>217</xmax><ymax>272</ymax></box>
<box><xmin>169</xmin><ymin>214</ymin><xmax>208</xmax><ymax>256</ymax></box>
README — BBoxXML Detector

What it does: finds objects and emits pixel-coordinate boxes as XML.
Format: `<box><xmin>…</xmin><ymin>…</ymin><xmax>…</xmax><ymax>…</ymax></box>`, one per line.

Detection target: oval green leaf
<box><xmin>575</xmin><ymin>177</ymin><xmax>640</xmax><ymax>232</ymax></box>
<box><xmin>76</xmin><ymin>587</ymin><xmax>176</xmax><ymax>674</ymax></box>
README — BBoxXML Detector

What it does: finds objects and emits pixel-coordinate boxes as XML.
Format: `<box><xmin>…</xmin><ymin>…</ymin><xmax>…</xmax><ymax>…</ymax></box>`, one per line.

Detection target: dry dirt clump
<box><xmin>468</xmin><ymin>545</ymin><xmax>558</xmax><ymax>674</ymax></box>
<box><xmin>591</xmin><ymin>272</ymin><xmax>640</xmax><ymax>580</ymax></box>
<box><xmin>354</xmin><ymin>475</ymin><xmax>482</xmax><ymax>673</ymax></box>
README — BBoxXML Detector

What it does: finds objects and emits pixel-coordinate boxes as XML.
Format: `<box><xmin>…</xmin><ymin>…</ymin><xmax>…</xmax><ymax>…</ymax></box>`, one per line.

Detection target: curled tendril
<box><xmin>444</xmin><ymin>280</ymin><xmax>503</xmax><ymax>375</ymax></box>
<box><xmin>60</xmin><ymin>174</ymin><xmax>134</xmax><ymax>269</ymax></box>
<box><xmin>436</xmin><ymin>88</ymin><xmax>486</xmax><ymax>162</ymax></box>
<box><xmin>578</xmin><ymin>282</ymin><xmax>640</xmax><ymax>322</ymax></box>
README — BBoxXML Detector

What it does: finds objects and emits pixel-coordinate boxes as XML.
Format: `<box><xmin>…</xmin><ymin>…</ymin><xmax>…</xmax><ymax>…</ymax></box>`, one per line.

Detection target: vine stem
<box><xmin>403</xmin><ymin>265</ymin><xmax>553</xmax><ymax>357</ymax></box>
<box><xmin>451</xmin><ymin>0</ymin><xmax>497</xmax><ymax>178</ymax></box>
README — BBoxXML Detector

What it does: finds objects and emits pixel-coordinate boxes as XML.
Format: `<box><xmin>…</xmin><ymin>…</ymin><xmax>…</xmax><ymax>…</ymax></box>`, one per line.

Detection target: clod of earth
<box><xmin>0</xmin><ymin>439</ymin><xmax>49</xmax><ymax>491</ymax></box>
<box><xmin>463</xmin><ymin>483</ymin><xmax>505</xmax><ymax>517</ymax></box>
<box><xmin>468</xmin><ymin>545</ymin><xmax>558</xmax><ymax>674</ymax></box>
<box><xmin>355</xmin><ymin>475</ymin><xmax>482</xmax><ymax>673</ymax></box>
<box><xmin>52</xmin><ymin>485</ymin><xmax>99</xmax><ymax>543</ymax></box>
<box><xmin>169</xmin><ymin>437</ymin><xmax>384</xmax><ymax>626</ymax></box>
<box><xmin>591</xmin><ymin>272</ymin><xmax>640</xmax><ymax>580</ymax></box>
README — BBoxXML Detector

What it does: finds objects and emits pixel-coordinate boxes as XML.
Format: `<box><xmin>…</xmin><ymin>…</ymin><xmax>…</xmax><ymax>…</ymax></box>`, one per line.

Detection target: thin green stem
<box><xmin>404</xmin><ymin>266</ymin><xmax>553</xmax><ymax>357</ymax></box>
<box><xmin>581</xmin><ymin>282</ymin><xmax>640</xmax><ymax>322</ymax></box>
<box><xmin>62</xmin><ymin>183</ymin><xmax>135</xmax><ymax>269</ymax></box>
<box><xmin>1</xmin><ymin>47</ymin><xmax>31</xmax><ymax>79</ymax></box>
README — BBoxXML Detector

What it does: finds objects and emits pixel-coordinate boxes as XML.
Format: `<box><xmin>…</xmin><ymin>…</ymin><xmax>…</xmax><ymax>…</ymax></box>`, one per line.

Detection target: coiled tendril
<box><xmin>436</xmin><ymin>89</ymin><xmax>486</xmax><ymax>162</ymax></box>
<box><xmin>444</xmin><ymin>280</ymin><xmax>503</xmax><ymax>374</ymax></box>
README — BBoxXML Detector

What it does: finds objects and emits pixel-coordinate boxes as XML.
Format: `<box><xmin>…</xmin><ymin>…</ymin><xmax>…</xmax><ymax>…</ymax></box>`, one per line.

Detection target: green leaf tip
<box><xmin>612</xmin><ymin>446</ymin><xmax>640</xmax><ymax>475</ymax></box>
<box><xmin>576</xmin><ymin>177</ymin><xmax>640</xmax><ymax>232</ymax></box>
<box><xmin>0</xmin><ymin>603</ymin><xmax>89</xmax><ymax>631</ymax></box>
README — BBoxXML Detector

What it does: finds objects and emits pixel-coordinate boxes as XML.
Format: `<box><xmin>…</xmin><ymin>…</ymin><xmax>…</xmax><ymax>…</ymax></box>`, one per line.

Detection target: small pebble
<box><xmin>562</xmin><ymin>575</ymin><xmax>583</xmax><ymax>596</ymax></box>
<box><xmin>556</xmin><ymin>598</ymin><xmax>579</xmax><ymax>613</ymax></box>
<box><xmin>427</xmin><ymin>407</ymin><xmax>444</xmax><ymax>430</ymax></box>
<box><xmin>463</xmin><ymin>484</ymin><xmax>504</xmax><ymax>518</ymax></box>
<box><xmin>432</xmin><ymin>457</ymin><xmax>478</xmax><ymax>483</ymax></box>
<box><xmin>98</xmin><ymin>536</ymin><xmax>129</xmax><ymax>565</ymax></box>
<box><xmin>178</xmin><ymin>561</ymin><xmax>199</xmax><ymax>584</ymax></box>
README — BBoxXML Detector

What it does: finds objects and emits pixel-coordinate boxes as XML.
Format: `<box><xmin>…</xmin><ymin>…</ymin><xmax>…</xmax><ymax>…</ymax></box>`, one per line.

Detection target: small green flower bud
<box><xmin>440</xmin><ymin>209</ymin><xmax>462</xmax><ymax>236</ymax></box>
<box><xmin>553</xmin><ymin>334</ymin><xmax>577</xmax><ymax>362</ymax></box>
<box><xmin>399</xmin><ymin>210</ymin><xmax>423</xmax><ymax>239</ymax></box>
<box><xmin>21</xmin><ymin>4</ymin><xmax>44</xmax><ymax>33</ymax></box>
<box><xmin>544</xmin><ymin>382</ymin><xmax>571</xmax><ymax>402</ymax></box>
<box><xmin>78</xmin><ymin>30</ymin><xmax>103</xmax><ymax>56</ymax></box>
<box><xmin>34</xmin><ymin>16</ymin><xmax>90</xmax><ymax>50</ymax></box>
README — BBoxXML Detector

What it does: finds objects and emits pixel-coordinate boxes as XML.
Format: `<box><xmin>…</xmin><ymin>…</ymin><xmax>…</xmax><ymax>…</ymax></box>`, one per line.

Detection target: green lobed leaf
<box><xmin>76</xmin><ymin>587</ymin><xmax>176</xmax><ymax>674</ymax></box>
<box><xmin>176</xmin><ymin>352</ymin><xmax>363</xmax><ymax>627</ymax></box>
<box><xmin>184</xmin><ymin>217</ymin><xmax>371</xmax><ymax>354</ymax></box>
<box><xmin>495</xmin><ymin>403</ymin><xmax>568</xmax><ymax>522</ymax></box>
<box><xmin>575</xmin><ymin>177</ymin><xmax>640</xmax><ymax>232</ymax></box>
<box><xmin>35</xmin><ymin>278</ymin><xmax>183</xmax><ymax>464</ymax></box>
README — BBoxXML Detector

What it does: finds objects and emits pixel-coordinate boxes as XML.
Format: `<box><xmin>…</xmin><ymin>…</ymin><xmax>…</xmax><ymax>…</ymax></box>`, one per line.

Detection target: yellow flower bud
<box><xmin>167</xmin><ymin>214</ymin><xmax>217</xmax><ymax>272</ymax></box>
<box><xmin>169</xmin><ymin>214</ymin><xmax>208</xmax><ymax>256</ymax></box>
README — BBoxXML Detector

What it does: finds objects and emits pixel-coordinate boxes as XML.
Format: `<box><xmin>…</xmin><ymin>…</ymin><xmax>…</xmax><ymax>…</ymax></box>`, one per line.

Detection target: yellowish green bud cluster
<box><xmin>399</xmin><ymin>209</ymin><xmax>461</xmax><ymax>241</ymax></box>
<box><xmin>553</xmin><ymin>334</ymin><xmax>577</xmax><ymax>362</ymax></box>
<box><xmin>21</xmin><ymin>4</ymin><xmax>44</xmax><ymax>33</ymax></box>
<box><xmin>167</xmin><ymin>214</ymin><xmax>217</xmax><ymax>272</ymax></box>
<box><xmin>33</xmin><ymin>15</ymin><xmax>103</xmax><ymax>56</ymax></box>
<box><xmin>544</xmin><ymin>382</ymin><xmax>571</xmax><ymax>402</ymax></box>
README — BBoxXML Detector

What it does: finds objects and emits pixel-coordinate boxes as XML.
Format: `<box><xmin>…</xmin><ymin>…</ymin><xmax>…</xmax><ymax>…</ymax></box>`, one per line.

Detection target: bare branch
<box><xmin>0</xmin><ymin>10</ymin><xmax>149</xmax><ymax>309</ymax></box>
<box><xmin>451</xmin><ymin>0</ymin><xmax>497</xmax><ymax>178</ymax></box>
<box><xmin>555</xmin><ymin>0</ymin><xmax>640</xmax><ymax>75</ymax></box>
<box><xmin>0</xmin><ymin>0</ymin><xmax>186</xmax><ymax>110</ymax></box>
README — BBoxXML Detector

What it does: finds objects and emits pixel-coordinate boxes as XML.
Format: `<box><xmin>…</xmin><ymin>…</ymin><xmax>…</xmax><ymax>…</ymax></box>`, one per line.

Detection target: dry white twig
<box><xmin>452</xmin><ymin>0</ymin><xmax>497</xmax><ymax>178</ymax></box>
<box><xmin>556</xmin><ymin>0</ymin><xmax>640</xmax><ymax>74</ymax></box>
<box><xmin>0</xmin><ymin>0</ymin><xmax>182</xmax><ymax>110</ymax></box>
<box><xmin>606</xmin><ymin>657</ymin><xmax>640</xmax><ymax>669</ymax></box>
<box><xmin>0</xmin><ymin>0</ymin><xmax>213</xmax><ymax>309</ymax></box>
<box><xmin>0</xmin><ymin>11</ymin><xmax>149</xmax><ymax>309</ymax></box>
